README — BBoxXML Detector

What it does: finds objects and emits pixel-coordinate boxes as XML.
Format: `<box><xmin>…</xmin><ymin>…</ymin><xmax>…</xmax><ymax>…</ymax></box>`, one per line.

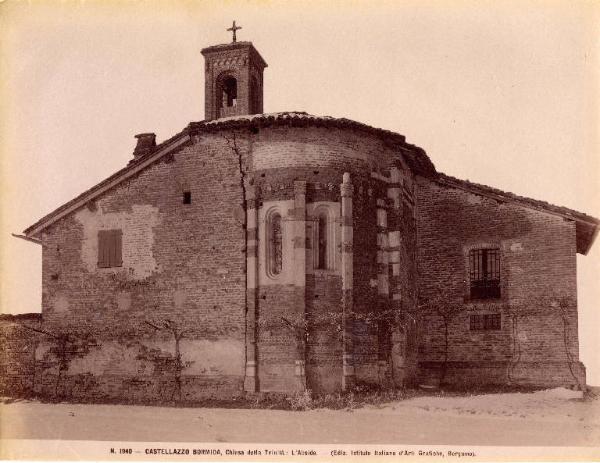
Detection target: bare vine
<box><xmin>21</xmin><ymin>324</ymin><xmax>98</xmax><ymax>399</ymax></box>
<box><xmin>145</xmin><ymin>319</ymin><xmax>192</xmax><ymax>402</ymax></box>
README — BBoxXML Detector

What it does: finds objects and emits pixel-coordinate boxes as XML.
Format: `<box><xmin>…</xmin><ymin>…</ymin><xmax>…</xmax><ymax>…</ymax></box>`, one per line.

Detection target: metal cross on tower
<box><xmin>227</xmin><ymin>21</ymin><xmax>242</xmax><ymax>43</ymax></box>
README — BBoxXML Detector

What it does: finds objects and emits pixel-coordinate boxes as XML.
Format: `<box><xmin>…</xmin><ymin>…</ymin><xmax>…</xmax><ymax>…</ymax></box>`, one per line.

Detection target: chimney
<box><xmin>132</xmin><ymin>133</ymin><xmax>156</xmax><ymax>159</ymax></box>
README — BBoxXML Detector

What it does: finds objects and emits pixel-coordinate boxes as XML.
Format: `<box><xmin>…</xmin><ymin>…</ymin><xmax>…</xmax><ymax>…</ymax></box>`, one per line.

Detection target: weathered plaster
<box><xmin>116</xmin><ymin>292</ymin><xmax>132</xmax><ymax>311</ymax></box>
<box><xmin>66</xmin><ymin>339</ymin><xmax>244</xmax><ymax>377</ymax></box>
<box><xmin>253</xmin><ymin>139</ymin><xmax>369</xmax><ymax>170</ymax></box>
<box><xmin>34</xmin><ymin>343</ymin><xmax>51</xmax><ymax>361</ymax></box>
<box><xmin>75</xmin><ymin>204</ymin><xmax>162</xmax><ymax>279</ymax></box>
<box><xmin>173</xmin><ymin>290</ymin><xmax>186</xmax><ymax>309</ymax></box>
<box><xmin>180</xmin><ymin>339</ymin><xmax>244</xmax><ymax>376</ymax></box>
<box><xmin>509</xmin><ymin>242</ymin><xmax>524</xmax><ymax>252</ymax></box>
<box><xmin>465</xmin><ymin>192</ymin><xmax>484</xmax><ymax>205</ymax></box>
<box><xmin>53</xmin><ymin>293</ymin><xmax>70</xmax><ymax>313</ymax></box>
<box><xmin>68</xmin><ymin>341</ymin><xmax>147</xmax><ymax>376</ymax></box>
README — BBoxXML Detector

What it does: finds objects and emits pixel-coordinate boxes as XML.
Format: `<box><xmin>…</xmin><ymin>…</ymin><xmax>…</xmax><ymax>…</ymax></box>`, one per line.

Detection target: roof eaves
<box><xmin>583</xmin><ymin>224</ymin><xmax>600</xmax><ymax>255</ymax></box>
<box><xmin>24</xmin><ymin>129</ymin><xmax>191</xmax><ymax>237</ymax></box>
<box><xmin>23</xmin><ymin>112</ymin><xmax>438</xmax><ymax>237</ymax></box>
<box><xmin>437</xmin><ymin>173</ymin><xmax>599</xmax><ymax>254</ymax></box>
<box><xmin>438</xmin><ymin>173</ymin><xmax>599</xmax><ymax>225</ymax></box>
<box><xmin>188</xmin><ymin>112</ymin><xmax>437</xmax><ymax>177</ymax></box>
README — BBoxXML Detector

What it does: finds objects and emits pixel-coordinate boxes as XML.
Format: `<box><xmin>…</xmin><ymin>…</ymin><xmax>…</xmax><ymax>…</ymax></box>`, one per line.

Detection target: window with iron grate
<box><xmin>469</xmin><ymin>248</ymin><xmax>501</xmax><ymax>299</ymax></box>
<box><xmin>470</xmin><ymin>313</ymin><xmax>501</xmax><ymax>331</ymax></box>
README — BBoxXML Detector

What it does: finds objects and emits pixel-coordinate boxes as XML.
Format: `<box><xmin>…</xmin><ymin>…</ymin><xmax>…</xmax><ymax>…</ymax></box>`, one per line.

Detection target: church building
<box><xmin>5</xmin><ymin>29</ymin><xmax>598</xmax><ymax>401</ymax></box>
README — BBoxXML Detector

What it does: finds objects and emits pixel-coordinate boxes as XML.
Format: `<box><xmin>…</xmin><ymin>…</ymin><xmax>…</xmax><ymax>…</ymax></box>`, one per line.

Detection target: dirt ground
<box><xmin>1</xmin><ymin>388</ymin><xmax>599</xmax><ymax>446</ymax></box>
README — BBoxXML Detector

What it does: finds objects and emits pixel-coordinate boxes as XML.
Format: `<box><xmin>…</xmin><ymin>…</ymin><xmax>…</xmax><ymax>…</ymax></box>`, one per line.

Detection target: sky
<box><xmin>1</xmin><ymin>0</ymin><xmax>598</xmax><ymax>383</ymax></box>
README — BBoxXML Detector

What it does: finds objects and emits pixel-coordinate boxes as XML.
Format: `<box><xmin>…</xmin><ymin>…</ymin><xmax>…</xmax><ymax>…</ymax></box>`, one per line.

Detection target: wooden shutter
<box><xmin>113</xmin><ymin>230</ymin><xmax>122</xmax><ymax>267</ymax></box>
<box><xmin>98</xmin><ymin>231</ymin><xmax>109</xmax><ymax>267</ymax></box>
<box><xmin>109</xmin><ymin>231</ymin><xmax>117</xmax><ymax>267</ymax></box>
<box><xmin>98</xmin><ymin>229</ymin><xmax>122</xmax><ymax>268</ymax></box>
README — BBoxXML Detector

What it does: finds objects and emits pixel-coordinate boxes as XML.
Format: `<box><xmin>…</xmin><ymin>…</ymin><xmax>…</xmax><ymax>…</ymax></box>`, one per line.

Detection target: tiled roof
<box><xmin>0</xmin><ymin>313</ymin><xmax>42</xmax><ymax>322</ymax></box>
<box><xmin>24</xmin><ymin>112</ymin><xmax>437</xmax><ymax>236</ymax></box>
<box><xmin>125</xmin><ymin>112</ymin><xmax>437</xmax><ymax>177</ymax></box>
<box><xmin>186</xmin><ymin>112</ymin><xmax>437</xmax><ymax>176</ymax></box>
<box><xmin>22</xmin><ymin>112</ymin><xmax>598</xmax><ymax>254</ymax></box>
<box><xmin>438</xmin><ymin>173</ymin><xmax>599</xmax><ymax>254</ymax></box>
<box><xmin>23</xmin><ymin>129</ymin><xmax>191</xmax><ymax>237</ymax></box>
<box><xmin>438</xmin><ymin>173</ymin><xmax>599</xmax><ymax>225</ymax></box>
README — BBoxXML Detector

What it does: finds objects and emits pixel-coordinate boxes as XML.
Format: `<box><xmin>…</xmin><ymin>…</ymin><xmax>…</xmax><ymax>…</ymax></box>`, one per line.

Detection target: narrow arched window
<box><xmin>269</xmin><ymin>213</ymin><xmax>283</xmax><ymax>275</ymax></box>
<box><xmin>317</xmin><ymin>214</ymin><xmax>327</xmax><ymax>270</ymax></box>
<box><xmin>219</xmin><ymin>76</ymin><xmax>237</xmax><ymax>108</ymax></box>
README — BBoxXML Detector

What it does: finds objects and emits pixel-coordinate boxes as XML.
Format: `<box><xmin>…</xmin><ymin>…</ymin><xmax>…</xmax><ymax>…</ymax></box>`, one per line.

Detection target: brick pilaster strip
<box><xmin>292</xmin><ymin>180</ymin><xmax>307</xmax><ymax>390</ymax></box>
<box><xmin>340</xmin><ymin>172</ymin><xmax>355</xmax><ymax>391</ymax></box>
<box><xmin>244</xmin><ymin>185</ymin><xmax>259</xmax><ymax>392</ymax></box>
<box><xmin>387</xmin><ymin>167</ymin><xmax>403</xmax><ymax>302</ymax></box>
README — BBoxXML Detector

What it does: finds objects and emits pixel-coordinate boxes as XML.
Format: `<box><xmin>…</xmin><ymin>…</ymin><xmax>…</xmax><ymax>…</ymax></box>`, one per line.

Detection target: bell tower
<box><xmin>201</xmin><ymin>22</ymin><xmax>268</xmax><ymax>121</ymax></box>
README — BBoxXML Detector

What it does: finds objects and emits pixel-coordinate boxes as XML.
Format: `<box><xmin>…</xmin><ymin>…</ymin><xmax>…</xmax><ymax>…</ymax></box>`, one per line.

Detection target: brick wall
<box><xmin>37</xmin><ymin>132</ymin><xmax>249</xmax><ymax>401</ymax></box>
<box><xmin>252</xmin><ymin>126</ymin><xmax>397</xmax><ymax>175</ymax></box>
<box><xmin>250</xmin><ymin>126</ymin><xmax>419</xmax><ymax>392</ymax></box>
<box><xmin>305</xmin><ymin>274</ymin><xmax>344</xmax><ymax>392</ymax></box>
<box><xmin>202</xmin><ymin>44</ymin><xmax>265</xmax><ymax>120</ymax></box>
<box><xmin>10</xmin><ymin>124</ymin><xmax>420</xmax><ymax>401</ymax></box>
<box><xmin>19</xmin><ymin>121</ymin><xmax>579</xmax><ymax>401</ymax></box>
<box><xmin>415</xmin><ymin>177</ymin><xmax>584</xmax><ymax>388</ymax></box>
<box><xmin>11</xmin><ymin>123</ymin><xmax>585</xmax><ymax>400</ymax></box>
<box><xmin>0</xmin><ymin>314</ymin><xmax>42</xmax><ymax>396</ymax></box>
<box><xmin>351</xmin><ymin>177</ymin><xmax>382</xmax><ymax>385</ymax></box>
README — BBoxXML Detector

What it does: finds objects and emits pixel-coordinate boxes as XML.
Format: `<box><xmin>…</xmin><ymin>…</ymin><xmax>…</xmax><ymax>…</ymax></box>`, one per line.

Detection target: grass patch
<box><xmin>3</xmin><ymin>382</ymin><xmax>592</xmax><ymax>410</ymax></box>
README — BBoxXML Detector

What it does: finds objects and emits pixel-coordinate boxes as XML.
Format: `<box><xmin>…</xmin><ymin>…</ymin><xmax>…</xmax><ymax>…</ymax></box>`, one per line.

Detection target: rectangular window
<box><xmin>469</xmin><ymin>248</ymin><xmax>501</xmax><ymax>299</ymax></box>
<box><xmin>98</xmin><ymin>229</ymin><xmax>122</xmax><ymax>268</ymax></box>
<box><xmin>183</xmin><ymin>191</ymin><xmax>191</xmax><ymax>204</ymax></box>
<box><xmin>470</xmin><ymin>314</ymin><xmax>501</xmax><ymax>331</ymax></box>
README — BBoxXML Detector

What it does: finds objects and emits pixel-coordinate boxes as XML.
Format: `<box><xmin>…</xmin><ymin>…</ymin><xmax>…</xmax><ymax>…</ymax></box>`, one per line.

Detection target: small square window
<box><xmin>183</xmin><ymin>191</ymin><xmax>191</xmax><ymax>204</ymax></box>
